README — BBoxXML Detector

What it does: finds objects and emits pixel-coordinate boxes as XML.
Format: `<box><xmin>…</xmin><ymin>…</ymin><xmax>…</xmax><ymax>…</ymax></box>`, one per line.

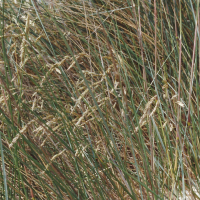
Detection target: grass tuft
<box><xmin>0</xmin><ymin>0</ymin><xmax>200</xmax><ymax>199</ymax></box>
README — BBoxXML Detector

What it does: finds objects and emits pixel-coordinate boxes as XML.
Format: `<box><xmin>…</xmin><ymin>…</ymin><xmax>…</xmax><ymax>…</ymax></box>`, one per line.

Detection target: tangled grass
<box><xmin>0</xmin><ymin>0</ymin><xmax>200</xmax><ymax>199</ymax></box>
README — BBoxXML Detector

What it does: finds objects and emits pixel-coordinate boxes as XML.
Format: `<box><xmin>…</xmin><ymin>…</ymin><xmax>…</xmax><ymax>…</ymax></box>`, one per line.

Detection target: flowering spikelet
<box><xmin>9</xmin><ymin>120</ymin><xmax>35</xmax><ymax>148</ymax></box>
<box><xmin>19</xmin><ymin>13</ymin><xmax>30</xmax><ymax>69</ymax></box>
<box><xmin>149</xmin><ymin>99</ymin><xmax>160</xmax><ymax>117</ymax></box>
<box><xmin>41</xmin><ymin>149</ymin><xmax>66</xmax><ymax>174</ymax></box>
<box><xmin>134</xmin><ymin>95</ymin><xmax>157</xmax><ymax>133</ymax></box>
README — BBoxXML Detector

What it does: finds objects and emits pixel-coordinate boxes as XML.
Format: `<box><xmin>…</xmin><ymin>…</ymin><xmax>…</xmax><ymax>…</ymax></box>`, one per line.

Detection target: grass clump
<box><xmin>0</xmin><ymin>0</ymin><xmax>200</xmax><ymax>199</ymax></box>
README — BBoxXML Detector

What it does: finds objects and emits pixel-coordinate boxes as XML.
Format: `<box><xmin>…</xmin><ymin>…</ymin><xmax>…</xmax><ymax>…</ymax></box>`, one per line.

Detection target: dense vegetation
<box><xmin>0</xmin><ymin>0</ymin><xmax>200</xmax><ymax>199</ymax></box>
